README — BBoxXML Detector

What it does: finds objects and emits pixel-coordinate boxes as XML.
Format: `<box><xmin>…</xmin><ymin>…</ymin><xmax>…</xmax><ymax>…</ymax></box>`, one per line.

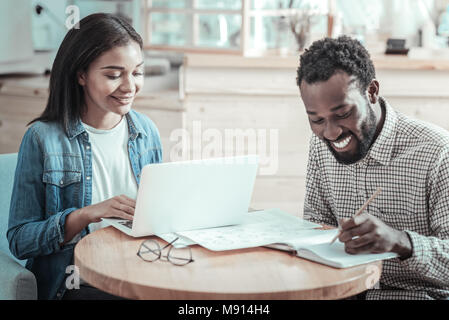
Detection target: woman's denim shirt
<box><xmin>7</xmin><ymin>110</ymin><xmax>162</xmax><ymax>300</ymax></box>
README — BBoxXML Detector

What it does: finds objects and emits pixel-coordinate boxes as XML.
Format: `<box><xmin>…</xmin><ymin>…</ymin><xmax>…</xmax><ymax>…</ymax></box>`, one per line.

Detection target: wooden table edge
<box><xmin>74</xmin><ymin>236</ymin><xmax>382</xmax><ymax>300</ymax></box>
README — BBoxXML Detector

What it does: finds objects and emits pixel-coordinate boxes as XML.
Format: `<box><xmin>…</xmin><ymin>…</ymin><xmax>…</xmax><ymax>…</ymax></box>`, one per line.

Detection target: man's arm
<box><xmin>303</xmin><ymin>136</ymin><xmax>338</xmax><ymax>227</ymax></box>
<box><xmin>339</xmin><ymin>148</ymin><xmax>449</xmax><ymax>285</ymax></box>
<box><xmin>338</xmin><ymin>213</ymin><xmax>413</xmax><ymax>259</ymax></box>
<box><xmin>397</xmin><ymin>147</ymin><xmax>449</xmax><ymax>284</ymax></box>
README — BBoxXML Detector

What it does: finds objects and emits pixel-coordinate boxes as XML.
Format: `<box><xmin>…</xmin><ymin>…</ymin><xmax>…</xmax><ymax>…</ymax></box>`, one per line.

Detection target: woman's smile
<box><xmin>110</xmin><ymin>95</ymin><xmax>134</xmax><ymax>105</ymax></box>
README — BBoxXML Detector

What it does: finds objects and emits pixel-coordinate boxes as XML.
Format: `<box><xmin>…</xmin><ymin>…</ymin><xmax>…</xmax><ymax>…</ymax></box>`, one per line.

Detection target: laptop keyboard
<box><xmin>118</xmin><ymin>220</ymin><xmax>133</xmax><ymax>229</ymax></box>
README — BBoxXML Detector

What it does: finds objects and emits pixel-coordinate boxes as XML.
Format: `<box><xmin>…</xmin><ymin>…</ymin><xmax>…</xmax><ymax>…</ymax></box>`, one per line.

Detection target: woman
<box><xmin>7</xmin><ymin>13</ymin><xmax>162</xmax><ymax>300</ymax></box>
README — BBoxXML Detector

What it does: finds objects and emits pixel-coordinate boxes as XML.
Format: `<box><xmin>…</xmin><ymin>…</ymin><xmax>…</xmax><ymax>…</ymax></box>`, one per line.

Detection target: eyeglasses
<box><xmin>137</xmin><ymin>237</ymin><xmax>194</xmax><ymax>266</ymax></box>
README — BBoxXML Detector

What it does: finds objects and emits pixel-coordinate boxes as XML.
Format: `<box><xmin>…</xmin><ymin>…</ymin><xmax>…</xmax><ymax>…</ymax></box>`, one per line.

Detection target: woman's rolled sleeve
<box><xmin>7</xmin><ymin>128</ymin><xmax>78</xmax><ymax>259</ymax></box>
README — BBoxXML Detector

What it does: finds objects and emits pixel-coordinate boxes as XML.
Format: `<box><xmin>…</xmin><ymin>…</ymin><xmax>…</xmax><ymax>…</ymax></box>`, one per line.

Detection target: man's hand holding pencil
<box><xmin>331</xmin><ymin>187</ymin><xmax>413</xmax><ymax>259</ymax></box>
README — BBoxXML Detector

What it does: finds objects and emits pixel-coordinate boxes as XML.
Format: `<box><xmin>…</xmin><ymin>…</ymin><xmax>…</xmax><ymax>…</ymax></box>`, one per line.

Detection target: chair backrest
<box><xmin>0</xmin><ymin>153</ymin><xmax>25</xmax><ymax>266</ymax></box>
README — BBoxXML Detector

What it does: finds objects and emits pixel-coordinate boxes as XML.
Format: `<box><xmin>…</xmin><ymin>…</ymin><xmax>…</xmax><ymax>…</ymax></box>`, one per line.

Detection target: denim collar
<box><xmin>66</xmin><ymin>110</ymin><xmax>147</xmax><ymax>141</ymax></box>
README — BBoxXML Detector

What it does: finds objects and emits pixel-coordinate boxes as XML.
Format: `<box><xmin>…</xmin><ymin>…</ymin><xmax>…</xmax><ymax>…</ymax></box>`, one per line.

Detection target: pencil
<box><xmin>329</xmin><ymin>187</ymin><xmax>382</xmax><ymax>245</ymax></box>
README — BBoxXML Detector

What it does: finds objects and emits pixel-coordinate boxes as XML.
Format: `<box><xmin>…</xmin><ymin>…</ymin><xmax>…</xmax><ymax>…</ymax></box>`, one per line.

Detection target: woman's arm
<box><xmin>60</xmin><ymin>194</ymin><xmax>136</xmax><ymax>245</ymax></box>
<box><xmin>7</xmin><ymin>128</ymin><xmax>76</xmax><ymax>259</ymax></box>
<box><xmin>7</xmin><ymin>128</ymin><xmax>137</xmax><ymax>257</ymax></box>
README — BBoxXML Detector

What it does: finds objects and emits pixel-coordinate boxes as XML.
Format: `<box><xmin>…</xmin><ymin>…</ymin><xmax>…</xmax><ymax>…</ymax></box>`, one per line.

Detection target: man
<box><xmin>297</xmin><ymin>36</ymin><xmax>449</xmax><ymax>299</ymax></box>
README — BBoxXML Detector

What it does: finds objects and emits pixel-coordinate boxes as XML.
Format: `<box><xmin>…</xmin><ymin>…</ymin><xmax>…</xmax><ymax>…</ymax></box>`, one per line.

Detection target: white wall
<box><xmin>0</xmin><ymin>0</ymin><xmax>34</xmax><ymax>63</ymax></box>
<box><xmin>31</xmin><ymin>0</ymin><xmax>69</xmax><ymax>50</ymax></box>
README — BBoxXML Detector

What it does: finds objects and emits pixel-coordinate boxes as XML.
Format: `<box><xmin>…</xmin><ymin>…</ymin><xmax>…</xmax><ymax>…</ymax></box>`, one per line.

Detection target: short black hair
<box><xmin>296</xmin><ymin>36</ymin><xmax>375</xmax><ymax>92</ymax></box>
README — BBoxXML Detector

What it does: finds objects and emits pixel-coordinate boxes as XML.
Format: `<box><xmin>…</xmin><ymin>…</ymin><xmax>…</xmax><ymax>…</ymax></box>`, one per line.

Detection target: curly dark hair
<box><xmin>296</xmin><ymin>36</ymin><xmax>375</xmax><ymax>92</ymax></box>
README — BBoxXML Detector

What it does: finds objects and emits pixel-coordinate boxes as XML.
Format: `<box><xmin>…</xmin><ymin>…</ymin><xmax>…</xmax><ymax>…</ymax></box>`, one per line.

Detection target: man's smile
<box><xmin>327</xmin><ymin>134</ymin><xmax>355</xmax><ymax>153</ymax></box>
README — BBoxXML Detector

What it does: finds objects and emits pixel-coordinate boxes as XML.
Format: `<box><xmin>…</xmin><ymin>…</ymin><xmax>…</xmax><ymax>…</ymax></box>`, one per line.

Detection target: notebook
<box><xmin>266</xmin><ymin>229</ymin><xmax>398</xmax><ymax>269</ymax></box>
<box><xmin>175</xmin><ymin>209</ymin><xmax>322</xmax><ymax>250</ymax></box>
<box><xmin>175</xmin><ymin>210</ymin><xmax>398</xmax><ymax>268</ymax></box>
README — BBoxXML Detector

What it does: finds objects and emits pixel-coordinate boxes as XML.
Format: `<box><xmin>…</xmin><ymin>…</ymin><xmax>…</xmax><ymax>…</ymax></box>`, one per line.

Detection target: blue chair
<box><xmin>0</xmin><ymin>153</ymin><xmax>37</xmax><ymax>299</ymax></box>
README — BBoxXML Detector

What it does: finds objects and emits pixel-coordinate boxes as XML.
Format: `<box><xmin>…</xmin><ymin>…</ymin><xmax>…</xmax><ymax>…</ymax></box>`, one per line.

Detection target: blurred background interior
<box><xmin>3</xmin><ymin>0</ymin><xmax>449</xmax><ymax>66</ymax></box>
<box><xmin>2</xmin><ymin>0</ymin><xmax>449</xmax><ymax>215</ymax></box>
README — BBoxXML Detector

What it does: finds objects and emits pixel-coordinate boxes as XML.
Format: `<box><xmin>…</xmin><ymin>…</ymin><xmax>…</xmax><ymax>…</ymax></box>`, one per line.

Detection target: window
<box><xmin>143</xmin><ymin>0</ymin><xmax>445</xmax><ymax>55</ymax></box>
<box><xmin>144</xmin><ymin>0</ymin><xmax>243</xmax><ymax>54</ymax></box>
<box><xmin>142</xmin><ymin>0</ymin><xmax>330</xmax><ymax>55</ymax></box>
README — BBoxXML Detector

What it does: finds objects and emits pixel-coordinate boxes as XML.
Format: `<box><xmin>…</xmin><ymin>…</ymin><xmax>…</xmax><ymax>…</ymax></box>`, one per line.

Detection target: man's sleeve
<box><xmin>303</xmin><ymin>136</ymin><xmax>338</xmax><ymax>227</ymax></box>
<box><xmin>399</xmin><ymin>147</ymin><xmax>449</xmax><ymax>286</ymax></box>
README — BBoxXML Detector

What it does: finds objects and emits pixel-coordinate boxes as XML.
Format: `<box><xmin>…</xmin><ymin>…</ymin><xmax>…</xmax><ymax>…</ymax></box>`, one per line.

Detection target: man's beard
<box><xmin>325</xmin><ymin>103</ymin><xmax>377</xmax><ymax>165</ymax></box>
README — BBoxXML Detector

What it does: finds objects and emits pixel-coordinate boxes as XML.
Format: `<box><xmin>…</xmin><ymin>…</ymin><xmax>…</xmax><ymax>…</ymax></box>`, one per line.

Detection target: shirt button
<box><xmin>86</xmin><ymin>176</ymin><xmax>91</xmax><ymax>180</ymax></box>
<box><xmin>60</xmin><ymin>180</ymin><xmax>64</xmax><ymax>185</ymax></box>
<box><xmin>86</xmin><ymin>145</ymin><xmax>90</xmax><ymax>150</ymax></box>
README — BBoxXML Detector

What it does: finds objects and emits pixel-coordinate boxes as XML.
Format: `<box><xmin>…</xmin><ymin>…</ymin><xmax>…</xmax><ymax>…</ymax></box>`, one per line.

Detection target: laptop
<box><xmin>102</xmin><ymin>155</ymin><xmax>259</xmax><ymax>237</ymax></box>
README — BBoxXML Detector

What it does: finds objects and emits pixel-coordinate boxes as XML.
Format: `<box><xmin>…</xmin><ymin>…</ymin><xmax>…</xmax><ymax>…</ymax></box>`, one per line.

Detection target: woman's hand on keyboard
<box><xmin>85</xmin><ymin>194</ymin><xmax>136</xmax><ymax>223</ymax></box>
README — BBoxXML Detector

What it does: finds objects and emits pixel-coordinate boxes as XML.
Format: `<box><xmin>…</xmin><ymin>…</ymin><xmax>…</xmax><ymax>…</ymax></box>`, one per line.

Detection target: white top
<box><xmin>70</xmin><ymin>117</ymin><xmax>138</xmax><ymax>287</ymax></box>
<box><xmin>82</xmin><ymin>117</ymin><xmax>138</xmax><ymax>233</ymax></box>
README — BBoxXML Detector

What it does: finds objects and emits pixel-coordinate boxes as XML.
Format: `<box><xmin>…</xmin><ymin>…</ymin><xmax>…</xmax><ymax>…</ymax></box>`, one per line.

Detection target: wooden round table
<box><xmin>74</xmin><ymin>226</ymin><xmax>382</xmax><ymax>300</ymax></box>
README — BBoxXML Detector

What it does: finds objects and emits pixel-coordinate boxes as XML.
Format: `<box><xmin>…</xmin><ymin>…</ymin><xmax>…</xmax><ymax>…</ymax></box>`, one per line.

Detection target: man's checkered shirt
<box><xmin>303</xmin><ymin>97</ymin><xmax>449</xmax><ymax>300</ymax></box>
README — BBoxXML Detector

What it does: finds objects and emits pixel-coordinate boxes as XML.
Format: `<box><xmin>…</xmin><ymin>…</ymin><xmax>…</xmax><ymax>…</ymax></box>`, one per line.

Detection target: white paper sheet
<box><xmin>157</xmin><ymin>232</ymin><xmax>196</xmax><ymax>248</ymax></box>
<box><xmin>175</xmin><ymin>208</ymin><xmax>321</xmax><ymax>251</ymax></box>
